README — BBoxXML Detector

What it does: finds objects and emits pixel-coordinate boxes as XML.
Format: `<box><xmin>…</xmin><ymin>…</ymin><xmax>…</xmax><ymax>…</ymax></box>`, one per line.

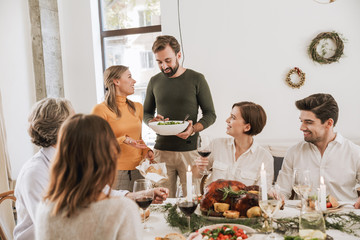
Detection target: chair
<box><xmin>0</xmin><ymin>190</ymin><xmax>16</xmax><ymax>240</ymax></box>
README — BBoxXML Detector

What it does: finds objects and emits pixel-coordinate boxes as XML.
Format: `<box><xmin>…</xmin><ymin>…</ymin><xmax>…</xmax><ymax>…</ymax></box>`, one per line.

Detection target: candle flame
<box><xmin>320</xmin><ymin>176</ymin><xmax>324</xmax><ymax>184</ymax></box>
<box><xmin>261</xmin><ymin>162</ymin><xmax>264</xmax><ymax>170</ymax></box>
<box><xmin>188</xmin><ymin>165</ymin><xmax>191</xmax><ymax>171</ymax></box>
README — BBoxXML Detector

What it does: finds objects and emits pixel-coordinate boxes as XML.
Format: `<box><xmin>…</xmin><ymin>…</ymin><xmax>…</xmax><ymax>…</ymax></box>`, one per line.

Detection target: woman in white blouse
<box><xmin>193</xmin><ymin>101</ymin><xmax>274</xmax><ymax>188</ymax></box>
<box><xmin>35</xmin><ymin>114</ymin><xmax>143</xmax><ymax>240</ymax></box>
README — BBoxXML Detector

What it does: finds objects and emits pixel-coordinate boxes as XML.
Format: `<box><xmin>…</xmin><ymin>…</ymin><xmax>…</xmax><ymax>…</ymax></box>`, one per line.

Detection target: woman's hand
<box><xmin>355</xmin><ymin>197</ymin><xmax>360</xmax><ymax>209</ymax></box>
<box><xmin>195</xmin><ymin>156</ymin><xmax>209</xmax><ymax>172</ymax></box>
<box><xmin>152</xmin><ymin>187</ymin><xmax>169</xmax><ymax>204</ymax></box>
<box><xmin>124</xmin><ymin>137</ymin><xmax>147</xmax><ymax>149</ymax></box>
<box><xmin>145</xmin><ymin>150</ymin><xmax>155</xmax><ymax>161</ymax></box>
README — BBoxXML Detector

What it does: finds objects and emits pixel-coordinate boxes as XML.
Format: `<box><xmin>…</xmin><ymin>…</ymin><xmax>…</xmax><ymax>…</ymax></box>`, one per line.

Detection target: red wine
<box><xmin>178</xmin><ymin>202</ymin><xmax>198</xmax><ymax>216</ymax></box>
<box><xmin>135</xmin><ymin>197</ymin><xmax>153</xmax><ymax>210</ymax></box>
<box><xmin>198</xmin><ymin>151</ymin><xmax>211</xmax><ymax>157</ymax></box>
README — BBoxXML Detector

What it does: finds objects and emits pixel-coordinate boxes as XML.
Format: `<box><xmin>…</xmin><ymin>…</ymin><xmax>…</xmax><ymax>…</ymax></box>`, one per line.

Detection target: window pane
<box><xmin>100</xmin><ymin>0</ymin><xmax>161</xmax><ymax>30</ymax></box>
<box><xmin>104</xmin><ymin>32</ymin><xmax>160</xmax><ymax>146</ymax></box>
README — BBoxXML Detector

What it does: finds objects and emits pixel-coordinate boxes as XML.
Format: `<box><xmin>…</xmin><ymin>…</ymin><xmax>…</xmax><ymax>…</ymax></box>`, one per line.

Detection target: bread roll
<box><xmin>164</xmin><ymin>233</ymin><xmax>186</xmax><ymax>240</ymax></box>
<box><xmin>328</xmin><ymin>195</ymin><xmax>339</xmax><ymax>208</ymax></box>
<box><xmin>146</xmin><ymin>166</ymin><xmax>157</xmax><ymax>173</ymax></box>
<box><xmin>246</xmin><ymin>206</ymin><xmax>261</xmax><ymax>218</ymax></box>
<box><xmin>139</xmin><ymin>208</ymin><xmax>150</xmax><ymax>221</ymax></box>
<box><xmin>223</xmin><ymin>210</ymin><xmax>240</xmax><ymax>219</ymax></box>
<box><xmin>214</xmin><ymin>203</ymin><xmax>230</xmax><ymax>213</ymax></box>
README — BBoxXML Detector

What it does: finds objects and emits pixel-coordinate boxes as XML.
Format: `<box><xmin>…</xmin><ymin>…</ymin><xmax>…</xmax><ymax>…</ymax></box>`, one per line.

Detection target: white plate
<box><xmin>197</xmin><ymin>224</ymin><xmax>256</xmax><ymax>238</ymax></box>
<box><xmin>149</xmin><ymin>120</ymin><xmax>189</xmax><ymax>136</ymax></box>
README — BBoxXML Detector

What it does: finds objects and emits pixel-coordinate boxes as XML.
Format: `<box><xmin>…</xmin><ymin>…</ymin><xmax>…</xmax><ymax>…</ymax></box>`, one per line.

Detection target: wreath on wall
<box><xmin>285</xmin><ymin>67</ymin><xmax>306</xmax><ymax>89</ymax></box>
<box><xmin>308</xmin><ymin>32</ymin><xmax>344</xmax><ymax>64</ymax></box>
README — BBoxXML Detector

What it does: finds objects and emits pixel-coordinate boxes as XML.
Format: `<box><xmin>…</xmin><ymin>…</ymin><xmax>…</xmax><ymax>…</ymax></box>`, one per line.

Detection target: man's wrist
<box><xmin>190</xmin><ymin>126</ymin><xmax>196</xmax><ymax>136</ymax></box>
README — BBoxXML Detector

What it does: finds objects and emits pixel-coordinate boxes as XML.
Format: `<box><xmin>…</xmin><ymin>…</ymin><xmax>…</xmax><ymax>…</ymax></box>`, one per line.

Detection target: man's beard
<box><xmin>161</xmin><ymin>60</ymin><xmax>179</xmax><ymax>77</ymax></box>
<box><xmin>304</xmin><ymin>132</ymin><xmax>321</xmax><ymax>144</ymax></box>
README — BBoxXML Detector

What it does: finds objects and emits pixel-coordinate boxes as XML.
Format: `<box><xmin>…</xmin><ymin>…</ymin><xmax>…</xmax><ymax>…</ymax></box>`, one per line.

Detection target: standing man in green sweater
<box><xmin>143</xmin><ymin>35</ymin><xmax>216</xmax><ymax>197</ymax></box>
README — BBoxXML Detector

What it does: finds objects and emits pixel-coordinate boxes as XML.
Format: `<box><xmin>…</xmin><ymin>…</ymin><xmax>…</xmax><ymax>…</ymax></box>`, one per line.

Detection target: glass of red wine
<box><xmin>133</xmin><ymin>179</ymin><xmax>154</xmax><ymax>231</ymax></box>
<box><xmin>197</xmin><ymin>135</ymin><xmax>212</xmax><ymax>175</ymax></box>
<box><xmin>176</xmin><ymin>183</ymin><xmax>199</xmax><ymax>236</ymax></box>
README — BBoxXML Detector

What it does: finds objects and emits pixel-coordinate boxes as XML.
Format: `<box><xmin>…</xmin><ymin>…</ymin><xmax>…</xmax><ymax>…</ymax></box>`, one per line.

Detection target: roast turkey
<box><xmin>200</xmin><ymin>179</ymin><xmax>259</xmax><ymax>217</ymax></box>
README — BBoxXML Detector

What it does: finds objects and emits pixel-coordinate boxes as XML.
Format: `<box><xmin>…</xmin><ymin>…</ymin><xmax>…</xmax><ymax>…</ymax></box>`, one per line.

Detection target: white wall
<box><xmin>0</xmin><ymin>0</ymin><xmax>36</xmax><ymax>178</ymax></box>
<box><xmin>57</xmin><ymin>0</ymin><xmax>102</xmax><ymax>113</ymax></box>
<box><xmin>2</xmin><ymin>0</ymin><xmax>360</xmax><ymax>178</ymax></box>
<box><xmin>160</xmin><ymin>0</ymin><xmax>360</xmax><ymax>146</ymax></box>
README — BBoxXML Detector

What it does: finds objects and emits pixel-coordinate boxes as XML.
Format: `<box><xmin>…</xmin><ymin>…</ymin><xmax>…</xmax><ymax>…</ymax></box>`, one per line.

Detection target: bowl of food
<box><xmin>149</xmin><ymin>120</ymin><xmax>189</xmax><ymax>136</ymax></box>
<box><xmin>197</xmin><ymin>224</ymin><xmax>255</xmax><ymax>239</ymax></box>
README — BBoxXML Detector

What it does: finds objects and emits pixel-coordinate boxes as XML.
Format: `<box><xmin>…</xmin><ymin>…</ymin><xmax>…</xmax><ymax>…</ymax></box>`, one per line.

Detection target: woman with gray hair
<box><xmin>14</xmin><ymin>98</ymin><xmax>74</xmax><ymax>240</ymax></box>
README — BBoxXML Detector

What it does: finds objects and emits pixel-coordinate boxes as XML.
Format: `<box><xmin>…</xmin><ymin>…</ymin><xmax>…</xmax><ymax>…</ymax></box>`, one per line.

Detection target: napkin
<box><xmin>136</xmin><ymin>159</ymin><xmax>168</xmax><ymax>184</ymax></box>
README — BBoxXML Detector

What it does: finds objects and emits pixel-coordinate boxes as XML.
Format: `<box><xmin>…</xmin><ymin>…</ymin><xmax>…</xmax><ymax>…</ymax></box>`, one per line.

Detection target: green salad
<box><xmin>157</xmin><ymin>121</ymin><xmax>182</xmax><ymax>125</ymax></box>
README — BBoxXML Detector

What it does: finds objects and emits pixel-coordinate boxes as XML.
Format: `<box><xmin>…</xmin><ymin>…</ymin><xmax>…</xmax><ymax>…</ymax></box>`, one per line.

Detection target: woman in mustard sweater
<box><xmin>92</xmin><ymin>65</ymin><xmax>154</xmax><ymax>191</ymax></box>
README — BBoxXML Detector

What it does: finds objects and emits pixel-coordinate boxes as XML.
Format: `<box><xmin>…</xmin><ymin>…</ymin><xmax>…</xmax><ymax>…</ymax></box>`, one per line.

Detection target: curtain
<box><xmin>0</xmin><ymin>90</ymin><xmax>15</xmax><ymax>240</ymax></box>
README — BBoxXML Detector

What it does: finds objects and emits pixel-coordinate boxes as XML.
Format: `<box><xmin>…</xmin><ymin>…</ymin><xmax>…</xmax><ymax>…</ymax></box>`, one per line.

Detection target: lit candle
<box><xmin>260</xmin><ymin>163</ymin><xmax>267</xmax><ymax>200</ymax></box>
<box><xmin>320</xmin><ymin>176</ymin><xmax>326</xmax><ymax>211</ymax></box>
<box><xmin>186</xmin><ymin>165</ymin><xmax>193</xmax><ymax>202</ymax></box>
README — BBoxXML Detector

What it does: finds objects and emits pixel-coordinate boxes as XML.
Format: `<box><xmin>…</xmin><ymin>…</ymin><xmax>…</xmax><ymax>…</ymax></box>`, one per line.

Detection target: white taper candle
<box><xmin>320</xmin><ymin>176</ymin><xmax>327</xmax><ymax>211</ymax></box>
<box><xmin>260</xmin><ymin>162</ymin><xmax>268</xmax><ymax>200</ymax></box>
<box><xmin>186</xmin><ymin>165</ymin><xmax>193</xmax><ymax>201</ymax></box>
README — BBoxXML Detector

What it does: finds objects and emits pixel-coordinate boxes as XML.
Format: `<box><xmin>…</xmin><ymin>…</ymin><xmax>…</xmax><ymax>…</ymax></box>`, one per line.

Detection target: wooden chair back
<box><xmin>0</xmin><ymin>190</ymin><xmax>16</xmax><ymax>240</ymax></box>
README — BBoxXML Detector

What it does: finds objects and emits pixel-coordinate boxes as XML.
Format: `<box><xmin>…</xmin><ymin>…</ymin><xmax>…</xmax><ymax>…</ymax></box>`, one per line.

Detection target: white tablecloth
<box><xmin>143</xmin><ymin>199</ymin><xmax>360</xmax><ymax>240</ymax></box>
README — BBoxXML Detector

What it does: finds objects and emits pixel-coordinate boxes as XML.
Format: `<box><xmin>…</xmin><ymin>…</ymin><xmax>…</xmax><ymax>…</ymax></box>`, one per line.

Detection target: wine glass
<box><xmin>176</xmin><ymin>183</ymin><xmax>199</xmax><ymax>236</ymax></box>
<box><xmin>197</xmin><ymin>135</ymin><xmax>211</xmax><ymax>175</ymax></box>
<box><xmin>133</xmin><ymin>179</ymin><xmax>154</xmax><ymax>231</ymax></box>
<box><xmin>259</xmin><ymin>184</ymin><xmax>282</xmax><ymax>239</ymax></box>
<box><xmin>292</xmin><ymin>169</ymin><xmax>312</xmax><ymax>200</ymax></box>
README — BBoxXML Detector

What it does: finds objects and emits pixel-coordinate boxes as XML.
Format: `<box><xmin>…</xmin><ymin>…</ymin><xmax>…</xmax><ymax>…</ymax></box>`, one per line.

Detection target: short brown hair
<box><xmin>295</xmin><ymin>93</ymin><xmax>339</xmax><ymax>126</ymax></box>
<box><xmin>232</xmin><ymin>101</ymin><xmax>267</xmax><ymax>136</ymax></box>
<box><xmin>28</xmin><ymin>98</ymin><xmax>73</xmax><ymax>147</ymax></box>
<box><xmin>44</xmin><ymin>114</ymin><xmax>120</xmax><ymax>217</ymax></box>
<box><xmin>152</xmin><ymin>35</ymin><xmax>180</xmax><ymax>54</ymax></box>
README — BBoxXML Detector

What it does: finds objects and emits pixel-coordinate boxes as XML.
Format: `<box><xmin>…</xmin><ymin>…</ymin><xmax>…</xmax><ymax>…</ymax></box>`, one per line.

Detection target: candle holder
<box><xmin>259</xmin><ymin>184</ymin><xmax>282</xmax><ymax>239</ymax></box>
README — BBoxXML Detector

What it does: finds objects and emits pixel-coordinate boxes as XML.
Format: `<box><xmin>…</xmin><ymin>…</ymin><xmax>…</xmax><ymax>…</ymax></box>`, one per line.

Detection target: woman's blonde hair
<box><xmin>104</xmin><ymin>65</ymin><xmax>135</xmax><ymax>118</ymax></box>
<box><xmin>44</xmin><ymin>114</ymin><xmax>120</xmax><ymax>217</ymax></box>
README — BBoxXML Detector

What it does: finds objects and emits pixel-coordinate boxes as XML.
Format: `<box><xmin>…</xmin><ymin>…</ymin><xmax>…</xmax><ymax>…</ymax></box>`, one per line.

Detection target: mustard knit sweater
<box><xmin>91</xmin><ymin>96</ymin><xmax>150</xmax><ymax>170</ymax></box>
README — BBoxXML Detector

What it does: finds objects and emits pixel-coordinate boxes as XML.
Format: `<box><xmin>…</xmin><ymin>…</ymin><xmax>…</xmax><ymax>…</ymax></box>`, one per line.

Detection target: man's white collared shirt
<box><xmin>276</xmin><ymin>133</ymin><xmax>360</xmax><ymax>202</ymax></box>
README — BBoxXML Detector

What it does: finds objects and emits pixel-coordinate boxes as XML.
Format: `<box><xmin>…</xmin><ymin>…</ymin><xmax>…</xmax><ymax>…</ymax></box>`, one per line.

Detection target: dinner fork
<box><xmin>183</xmin><ymin>114</ymin><xmax>190</xmax><ymax>123</ymax></box>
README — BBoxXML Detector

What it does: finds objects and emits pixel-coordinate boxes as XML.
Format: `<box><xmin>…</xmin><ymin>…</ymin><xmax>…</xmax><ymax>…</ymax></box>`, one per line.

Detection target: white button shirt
<box><xmin>14</xmin><ymin>147</ymin><xmax>128</xmax><ymax>240</ymax></box>
<box><xmin>206</xmin><ymin>138</ymin><xmax>274</xmax><ymax>188</ymax></box>
<box><xmin>276</xmin><ymin>133</ymin><xmax>360</xmax><ymax>202</ymax></box>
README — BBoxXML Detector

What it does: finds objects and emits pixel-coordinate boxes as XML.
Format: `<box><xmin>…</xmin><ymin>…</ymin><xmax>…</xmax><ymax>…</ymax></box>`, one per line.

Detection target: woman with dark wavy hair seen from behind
<box><xmin>35</xmin><ymin>114</ymin><xmax>142</xmax><ymax>240</ymax></box>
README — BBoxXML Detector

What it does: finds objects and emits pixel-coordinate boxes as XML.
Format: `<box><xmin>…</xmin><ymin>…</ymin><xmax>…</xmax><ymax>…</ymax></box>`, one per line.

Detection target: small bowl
<box><xmin>149</xmin><ymin>120</ymin><xmax>189</xmax><ymax>136</ymax></box>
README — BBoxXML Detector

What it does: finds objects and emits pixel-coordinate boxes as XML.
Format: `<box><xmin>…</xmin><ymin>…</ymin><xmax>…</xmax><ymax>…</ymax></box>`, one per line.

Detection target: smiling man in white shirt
<box><xmin>276</xmin><ymin>93</ymin><xmax>360</xmax><ymax>207</ymax></box>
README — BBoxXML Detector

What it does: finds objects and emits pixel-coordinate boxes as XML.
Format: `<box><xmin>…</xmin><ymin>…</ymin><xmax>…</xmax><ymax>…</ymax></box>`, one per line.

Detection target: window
<box><xmin>99</xmin><ymin>0</ymin><xmax>161</xmax><ymax>146</ymax></box>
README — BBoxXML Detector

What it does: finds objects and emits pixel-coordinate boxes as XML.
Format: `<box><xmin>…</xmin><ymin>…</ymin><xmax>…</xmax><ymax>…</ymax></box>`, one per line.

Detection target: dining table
<box><xmin>143</xmin><ymin>199</ymin><xmax>360</xmax><ymax>240</ymax></box>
